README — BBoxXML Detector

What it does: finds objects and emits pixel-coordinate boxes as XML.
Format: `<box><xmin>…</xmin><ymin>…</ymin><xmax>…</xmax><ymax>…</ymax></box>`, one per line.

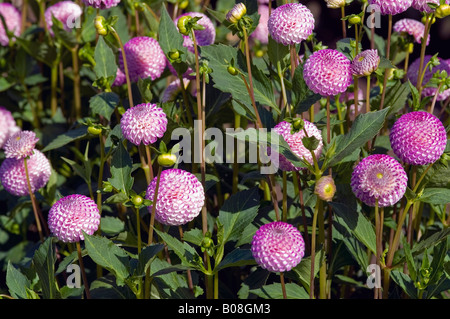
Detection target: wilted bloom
<box><xmin>0</xmin><ymin>106</ymin><xmax>20</xmax><ymax>149</ymax></box>
<box><xmin>272</xmin><ymin>120</ymin><xmax>323</xmax><ymax>171</ymax></box>
<box><xmin>304</xmin><ymin>49</ymin><xmax>352</xmax><ymax>96</ymax></box>
<box><xmin>120</xmin><ymin>103</ymin><xmax>168</xmax><ymax>146</ymax></box>
<box><xmin>325</xmin><ymin>0</ymin><xmax>346</xmax><ymax>8</ymax></box>
<box><xmin>351</xmin><ymin>154</ymin><xmax>408</xmax><ymax>207</ymax></box>
<box><xmin>367</xmin><ymin>0</ymin><xmax>413</xmax><ymax>15</ymax></box>
<box><xmin>251</xmin><ymin>221</ymin><xmax>305</xmax><ymax>273</ymax></box>
<box><xmin>351</xmin><ymin>49</ymin><xmax>380</xmax><ymax>77</ymax></box>
<box><xmin>226</xmin><ymin>2</ymin><xmax>247</xmax><ymax>24</ymax></box>
<box><xmin>174</xmin><ymin>12</ymin><xmax>216</xmax><ymax>48</ymax></box>
<box><xmin>0</xmin><ymin>150</ymin><xmax>52</xmax><ymax>197</ymax></box>
<box><xmin>268</xmin><ymin>3</ymin><xmax>315</xmax><ymax>46</ymax></box>
<box><xmin>45</xmin><ymin>1</ymin><xmax>83</xmax><ymax>35</ymax></box>
<box><xmin>393</xmin><ymin>19</ymin><xmax>430</xmax><ymax>45</ymax></box>
<box><xmin>119</xmin><ymin>37</ymin><xmax>166</xmax><ymax>82</ymax></box>
<box><xmin>146</xmin><ymin>169</ymin><xmax>205</xmax><ymax>226</ymax></box>
<box><xmin>0</xmin><ymin>3</ymin><xmax>21</xmax><ymax>46</ymax></box>
<box><xmin>390</xmin><ymin>111</ymin><xmax>447</xmax><ymax>166</ymax></box>
<box><xmin>407</xmin><ymin>55</ymin><xmax>450</xmax><ymax>101</ymax></box>
<box><xmin>250</xmin><ymin>5</ymin><xmax>269</xmax><ymax>45</ymax></box>
<box><xmin>48</xmin><ymin>194</ymin><xmax>101</xmax><ymax>243</ymax></box>
<box><xmin>4</xmin><ymin>131</ymin><xmax>39</xmax><ymax>160</ymax></box>
<box><xmin>315</xmin><ymin>176</ymin><xmax>336</xmax><ymax>202</ymax></box>
<box><xmin>412</xmin><ymin>0</ymin><xmax>449</xmax><ymax>13</ymax></box>
<box><xmin>82</xmin><ymin>0</ymin><xmax>121</xmax><ymax>9</ymax></box>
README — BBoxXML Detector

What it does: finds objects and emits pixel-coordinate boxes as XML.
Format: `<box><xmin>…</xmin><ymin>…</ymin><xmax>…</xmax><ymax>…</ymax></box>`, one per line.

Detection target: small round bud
<box><xmin>421</xmin><ymin>15</ymin><xmax>436</xmax><ymax>25</ymax></box>
<box><xmin>94</xmin><ymin>15</ymin><xmax>108</xmax><ymax>36</ymax></box>
<box><xmin>293</xmin><ymin>118</ymin><xmax>304</xmax><ymax>131</ymax></box>
<box><xmin>157</xmin><ymin>153</ymin><xmax>177</xmax><ymax>167</ymax></box>
<box><xmin>325</xmin><ymin>0</ymin><xmax>346</xmax><ymax>8</ymax></box>
<box><xmin>132</xmin><ymin>195</ymin><xmax>144</xmax><ymax>206</ymax></box>
<box><xmin>408</xmin><ymin>42</ymin><xmax>414</xmax><ymax>54</ymax></box>
<box><xmin>227</xmin><ymin>65</ymin><xmax>239</xmax><ymax>76</ymax></box>
<box><xmin>226</xmin><ymin>3</ymin><xmax>247</xmax><ymax>24</ymax></box>
<box><xmin>88</xmin><ymin>126</ymin><xmax>102</xmax><ymax>135</ymax></box>
<box><xmin>348</xmin><ymin>15</ymin><xmax>361</xmax><ymax>25</ymax></box>
<box><xmin>201</xmin><ymin>237</ymin><xmax>213</xmax><ymax>248</ymax></box>
<box><xmin>255</xmin><ymin>49</ymin><xmax>264</xmax><ymax>58</ymax></box>
<box><xmin>314</xmin><ymin>176</ymin><xmax>336</xmax><ymax>202</ymax></box>
<box><xmin>436</xmin><ymin>4</ymin><xmax>450</xmax><ymax>18</ymax></box>
<box><xmin>177</xmin><ymin>15</ymin><xmax>192</xmax><ymax>35</ymax></box>
<box><xmin>169</xmin><ymin>50</ymin><xmax>180</xmax><ymax>60</ymax></box>
<box><xmin>179</xmin><ymin>0</ymin><xmax>189</xmax><ymax>9</ymax></box>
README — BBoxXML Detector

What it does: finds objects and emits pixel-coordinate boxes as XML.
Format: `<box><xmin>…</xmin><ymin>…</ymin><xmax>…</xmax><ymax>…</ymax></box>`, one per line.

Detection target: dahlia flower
<box><xmin>412</xmin><ymin>0</ymin><xmax>449</xmax><ymax>13</ymax></box>
<box><xmin>4</xmin><ymin>131</ymin><xmax>39</xmax><ymax>160</ymax></box>
<box><xmin>250</xmin><ymin>4</ymin><xmax>269</xmax><ymax>45</ymax></box>
<box><xmin>251</xmin><ymin>221</ymin><xmax>305</xmax><ymax>273</ymax></box>
<box><xmin>174</xmin><ymin>12</ymin><xmax>216</xmax><ymax>48</ymax></box>
<box><xmin>367</xmin><ymin>0</ymin><xmax>413</xmax><ymax>15</ymax></box>
<box><xmin>0</xmin><ymin>106</ymin><xmax>20</xmax><ymax>149</ymax></box>
<box><xmin>351</xmin><ymin>49</ymin><xmax>380</xmax><ymax>77</ymax></box>
<box><xmin>45</xmin><ymin>1</ymin><xmax>83</xmax><ymax>35</ymax></box>
<box><xmin>314</xmin><ymin>175</ymin><xmax>336</xmax><ymax>202</ymax></box>
<box><xmin>0</xmin><ymin>3</ymin><xmax>21</xmax><ymax>46</ymax></box>
<box><xmin>393</xmin><ymin>19</ymin><xmax>429</xmax><ymax>45</ymax></box>
<box><xmin>82</xmin><ymin>0</ymin><xmax>121</xmax><ymax>9</ymax></box>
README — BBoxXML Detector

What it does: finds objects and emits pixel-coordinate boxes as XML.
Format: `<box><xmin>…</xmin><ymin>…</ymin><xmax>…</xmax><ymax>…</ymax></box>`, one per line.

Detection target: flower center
<box><xmin>358</xmin><ymin>56</ymin><xmax>365</xmax><ymax>62</ymax></box>
<box><xmin>376</xmin><ymin>173</ymin><xmax>383</xmax><ymax>179</ymax></box>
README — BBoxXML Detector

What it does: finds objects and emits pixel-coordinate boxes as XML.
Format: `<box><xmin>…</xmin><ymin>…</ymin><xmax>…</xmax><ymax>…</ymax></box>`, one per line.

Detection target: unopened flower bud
<box><xmin>436</xmin><ymin>4</ymin><xmax>450</xmax><ymax>18</ymax></box>
<box><xmin>132</xmin><ymin>195</ymin><xmax>144</xmax><ymax>206</ymax></box>
<box><xmin>314</xmin><ymin>176</ymin><xmax>336</xmax><ymax>202</ymax></box>
<box><xmin>157</xmin><ymin>153</ymin><xmax>177</xmax><ymax>167</ymax></box>
<box><xmin>227</xmin><ymin>65</ymin><xmax>239</xmax><ymax>76</ymax></box>
<box><xmin>348</xmin><ymin>15</ymin><xmax>361</xmax><ymax>25</ymax></box>
<box><xmin>226</xmin><ymin>3</ymin><xmax>247</xmax><ymax>24</ymax></box>
<box><xmin>325</xmin><ymin>0</ymin><xmax>346</xmax><ymax>8</ymax></box>
<box><xmin>95</xmin><ymin>15</ymin><xmax>108</xmax><ymax>35</ymax></box>
<box><xmin>88</xmin><ymin>125</ymin><xmax>102</xmax><ymax>135</ymax></box>
<box><xmin>177</xmin><ymin>15</ymin><xmax>191</xmax><ymax>35</ymax></box>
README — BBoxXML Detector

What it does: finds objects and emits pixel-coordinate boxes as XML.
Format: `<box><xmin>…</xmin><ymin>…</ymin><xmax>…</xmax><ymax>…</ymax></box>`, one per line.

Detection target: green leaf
<box><xmin>324</xmin><ymin>108</ymin><xmax>390</xmax><ymax>169</ymax></box>
<box><xmin>292</xmin><ymin>65</ymin><xmax>322</xmax><ymax>114</ymax></box>
<box><xmin>330</xmin><ymin>202</ymin><xmax>377</xmax><ymax>254</ymax></box>
<box><xmin>94</xmin><ymin>36</ymin><xmax>117</xmax><ymax>82</ymax></box>
<box><xmin>32</xmin><ymin>238</ymin><xmax>60</xmax><ymax>299</ymax></box>
<box><xmin>182</xmin><ymin>228</ymin><xmax>204</xmax><ymax>247</ymax></box>
<box><xmin>89</xmin><ymin>92</ymin><xmax>120</xmax><ymax>122</ymax></box>
<box><xmin>154</xmin><ymin>229</ymin><xmax>205</xmax><ymax>271</ymax></box>
<box><xmin>15</xmin><ymin>38</ymin><xmax>58</xmax><ymax>67</ymax></box>
<box><xmin>372</xmin><ymin>81</ymin><xmax>410</xmax><ymax>115</ymax></box>
<box><xmin>90</xmin><ymin>275</ymin><xmax>136</xmax><ymax>299</ymax></box>
<box><xmin>201</xmin><ymin>44</ymin><xmax>279</xmax><ymax>117</ymax></box>
<box><xmin>291</xmin><ymin>249</ymin><xmax>325</xmax><ymax>291</ymax></box>
<box><xmin>100</xmin><ymin>216</ymin><xmax>125</xmax><ymax>236</ymax></box>
<box><xmin>157</xmin><ymin>5</ymin><xmax>187</xmax><ymax>59</ymax></box>
<box><xmin>428</xmin><ymin>240</ymin><xmax>448</xmax><ymax>287</ymax></box>
<box><xmin>83</xmin><ymin>232</ymin><xmax>131</xmax><ymax>286</ymax></box>
<box><xmin>135</xmin><ymin>244</ymin><xmax>164</xmax><ymax>276</ymax></box>
<box><xmin>0</xmin><ymin>77</ymin><xmax>13</xmax><ymax>92</ymax></box>
<box><xmin>215</xmin><ymin>249</ymin><xmax>256</xmax><ymax>272</ymax></box>
<box><xmin>108</xmin><ymin>141</ymin><xmax>134</xmax><ymax>196</ymax></box>
<box><xmin>6</xmin><ymin>261</ymin><xmax>31</xmax><ymax>299</ymax></box>
<box><xmin>249</xmin><ymin>283</ymin><xmax>309</xmax><ymax>299</ymax></box>
<box><xmin>42</xmin><ymin>126</ymin><xmax>88</xmax><ymax>152</ymax></box>
<box><xmin>402</xmin><ymin>238</ymin><xmax>417</xmax><ymax>282</ymax></box>
<box><xmin>390</xmin><ymin>270</ymin><xmax>417</xmax><ymax>298</ymax></box>
<box><xmin>267</xmin><ymin>37</ymin><xmax>289</xmax><ymax>69</ymax></box>
<box><xmin>419</xmin><ymin>188</ymin><xmax>450</xmax><ymax>205</ymax></box>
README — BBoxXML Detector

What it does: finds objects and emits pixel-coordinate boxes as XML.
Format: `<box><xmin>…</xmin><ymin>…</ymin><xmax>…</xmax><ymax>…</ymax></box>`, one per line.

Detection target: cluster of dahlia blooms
<box><xmin>0</xmin><ymin>3</ymin><xmax>21</xmax><ymax>46</ymax></box>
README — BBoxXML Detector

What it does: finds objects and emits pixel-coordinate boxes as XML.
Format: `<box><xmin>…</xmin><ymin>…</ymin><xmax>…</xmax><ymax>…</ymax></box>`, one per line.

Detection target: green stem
<box><xmin>378</xmin><ymin>14</ymin><xmax>392</xmax><ymax>111</ymax></box>
<box><xmin>277</xmin><ymin>61</ymin><xmax>289</xmax><ymax>115</ymax></box>
<box><xmin>282</xmin><ymin>171</ymin><xmax>288</xmax><ymax>222</ymax></box>
<box><xmin>148</xmin><ymin>166</ymin><xmax>163</xmax><ymax>246</ymax></box>
<box><xmin>135</xmin><ymin>207</ymin><xmax>142</xmax><ymax>253</ymax></box>
<box><xmin>309</xmin><ymin>198</ymin><xmax>321</xmax><ymax>299</ymax></box>
<box><xmin>232</xmin><ymin>111</ymin><xmax>241</xmax><ymax>194</ymax></box>
<box><xmin>429</xmin><ymin>82</ymin><xmax>443</xmax><ymax>115</ymax></box>
<box><xmin>71</xmin><ymin>48</ymin><xmax>82</xmax><ymax>120</ymax></box>
<box><xmin>341</xmin><ymin>7</ymin><xmax>346</xmax><ymax>38</ymax></box>
<box><xmin>416</xmin><ymin>14</ymin><xmax>433</xmax><ymax>100</ymax></box>
<box><xmin>335</xmin><ymin>96</ymin><xmax>345</xmax><ymax>135</ymax></box>
<box><xmin>24</xmin><ymin>157</ymin><xmax>44</xmax><ymax>242</ymax></box>
<box><xmin>318</xmin><ymin>200</ymin><xmax>326</xmax><ymax>299</ymax></box>
<box><xmin>76</xmin><ymin>241</ymin><xmax>91</xmax><ymax>299</ymax></box>
<box><xmin>50</xmin><ymin>63</ymin><xmax>58</xmax><ymax>117</ymax></box>
<box><xmin>280</xmin><ymin>272</ymin><xmax>287</xmax><ymax>299</ymax></box>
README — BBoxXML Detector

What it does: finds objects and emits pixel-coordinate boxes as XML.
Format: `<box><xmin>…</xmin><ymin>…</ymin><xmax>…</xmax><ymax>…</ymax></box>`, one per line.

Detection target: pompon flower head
<box><xmin>251</xmin><ymin>221</ymin><xmax>305</xmax><ymax>273</ymax></box>
<box><xmin>112</xmin><ymin>68</ymin><xmax>126</xmax><ymax>87</ymax></box>
<box><xmin>82</xmin><ymin>0</ymin><xmax>121</xmax><ymax>9</ymax></box>
<box><xmin>268</xmin><ymin>3</ymin><xmax>315</xmax><ymax>46</ymax></box>
<box><xmin>390</xmin><ymin>111</ymin><xmax>447</xmax><ymax>166</ymax></box>
<box><xmin>407</xmin><ymin>55</ymin><xmax>450</xmax><ymax>101</ymax></box>
<box><xmin>366</xmin><ymin>0</ymin><xmax>413</xmax><ymax>15</ymax></box>
<box><xmin>393</xmin><ymin>19</ymin><xmax>430</xmax><ymax>45</ymax></box>
<box><xmin>351</xmin><ymin>49</ymin><xmax>380</xmax><ymax>77</ymax></box>
<box><xmin>48</xmin><ymin>194</ymin><xmax>101</xmax><ymax>243</ymax></box>
<box><xmin>0</xmin><ymin>3</ymin><xmax>21</xmax><ymax>46</ymax></box>
<box><xmin>226</xmin><ymin>2</ymin><xmax>247</xmax><ymax>24</ymax></box>
<box><xmin>4</xmin><ymin>131</ymin><xmax>39</xmax><ymax>160</ymax></box>
<box><xmin>351</xmin><ymin>154</ymin><xmax>408</xmax><ymax>207</ymax></box>
<box><xmin>325</xmin><ymin>0</ymin><xmax>346</xmax><ymax>8</ymax></box>
<box><xmin>412</xmin><ymin>0</ymin><xmax>449</xmax><ymax>13</ymax></box>
<box><xmin>250</xmin><ymin>4</ymin><xmax>269</xmax><ymax>44</ymax></box>
<box><xmin>119</xmin><ymin>37</ymin><xmax>166</xmax><ymax>82</ymax></box>
<box><xmin>0</xmin><ymin>106</ymin><xmax>20</xmax><ymax>149</ymax></box>
<box><xmin>120</xmin><ymin>103</ymin><xmax>167</xmax><ymax>146</ymax></box>
<box><xmin>44</xmin><ymin>1</ymin><xmax>83</xmax><ymax>35</ymax></box>
<box><xmin>272</xmin><ymin>120</ymin><xmax>323</xmax><ymax>171</ymax></box>
<box><xmin>303</xmin><ymin>49</ymin><xmax>352</xmax><ymax>96</ymax></box>
<box><xmin>315</xmin><ymin>176</ymin><xmax>336</xmax><ymax>202</ymax></box>
<box><xmin>0</xmin><ymin>150</ymin><xmax>51</xmax><ymax>197</ymax></box>
<box><xmin>146</xmin><ymin>169</ymin><xmax>205</xmax><ymax>226</ymax></box>
<box><xmin>174</xmin><ymin>12</ymin><xmax>216</xmax><ymax>48</ymax></box>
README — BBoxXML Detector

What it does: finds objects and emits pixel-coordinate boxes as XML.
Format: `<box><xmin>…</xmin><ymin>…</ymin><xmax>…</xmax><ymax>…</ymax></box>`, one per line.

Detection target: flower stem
<box><xmin>76</xmin><ymin>241</ymin><xmax>91</xmax><ymax>299</ymax></box>
<box><xmin>416</xmin><ymin>14</ymin><xmax>433</xmax><ymax>99</ymax></box>
<box><xmin>341</xmin><ymin>6</ymin><xmax>346</xmax><ymax>39</ymax></box>
<box><xmin>428</xmin><ymin>82</ymin><xmax>443</xmax><ymax>115</ymax></box>
<box><xmin>110</xmin><ymin>27</ymin><xmax>134</xmax><ymax>109</ymax></box>
<box><xmin>148</xmin><ymin>166</ymin><xmax>162</xmax><ymax>246</ymax></box>
<box><xmin>309</xmin><ymin>198</ymin><xmax>321</xmax><ymax>299</ymax></box>
<box><xmin>282</xmin><ymin>171</ymin><xmax>288</xmax><ymax>222</ymax></box>
<box><xmin>71</xmin><ymin>47</ymin><xmax>82</xmax><ymax>120</ymax></box>
<box><xmin>50</xmin><ymin>63</ymin><xmax>58</xmax><ymax>117</ymax></box>
<box><xmin>280</xmin><ymin>272</ymin><xmax>287</xmax><ymax>299</ymax></box>
<box><xmin>24</xmin><ymin>157</ymin><xmax>45</xmax><ymax>242</ymax></box>
<box><xmin>378</xmin><ymin>14</ymin><xmax>392</xmax><ymax>111</ymax></box>
<box><xmin>232</xmin><ymin>111</ymin><xmax>241</xmax><ymax>194</ymax></box>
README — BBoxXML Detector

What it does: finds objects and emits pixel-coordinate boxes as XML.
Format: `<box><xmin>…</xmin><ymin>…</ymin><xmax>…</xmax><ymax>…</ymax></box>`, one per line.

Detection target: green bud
<box><xmin>95</xmin><ymin>15</ymin><xmax>108</xmax><ymax>36</ymax></box>
<box><xmin>157</xmin><ymin>153</ymin><xmax>177</xmax><ymax>167</ymax></box>
<box><xmin>132</xmin><ymin>195</ymin><xmax>144</xmax><ymax>206</ymax></box>
<box><xmin>179</xmin><ymin>0</ymin><xmax>189</xmax><ymax>9</ymax></box>
<box><xmin>421</xmin><ymin>15</ymin><xmax>436</xmax><ymax>25</ymax></box>
<box><xmin>348</xmin><ymin>15</ymin><xmax>361</xmax><ymax>25</ymax></box>
<box><xmin>227</xmin><ymin>65</ymin><xmax>239</xmax><ymax>76</ymax></box>
<box><xmin>226</xmin><ymin>3</ymin><xmax>247</xmax><ymax>24</ymax></box>
<box><xmin>177</xmin><ymin>15</ymin><xmax>192</xmax><ymax>36</ymax></box>
<box><xmin>169</xmin><ymin>50</ymin><xmax>180</xmax><ymax>61</ymax></box>
<box><xmin>201</xmin><ymin>237</ymin><xmax>213</xmax><ymax>248</ymax></box>
<box><xmin>88</xmin><ymin>125</ymin><xmax>102</xmax><ymax>135</ymax></box>
<box><xmin>435</xmin><ymin>4</ymin><xmax>450</xmax><ymax>18</ymax></box>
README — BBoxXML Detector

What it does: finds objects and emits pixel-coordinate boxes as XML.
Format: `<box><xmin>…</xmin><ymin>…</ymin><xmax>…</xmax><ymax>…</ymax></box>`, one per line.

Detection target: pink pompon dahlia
<box><xmin>174</xmin><ymin>12</ymin><xmax>216</xmax><ymax>48</ymax></box>
<box><xmin>161</xmin><ymin>78</ymin><xmax>193</xmax><ymax>103</ymax></box>
<box><xmin>315</xmin><ymin>175</ymin><xmax>336</xmax><ymax>202</ymax></box>
<box><xmin>146</xmin><ymin>169</ymin><xmax>205</xmax><ymax>226</ymax></box>
<box><xmin>112</xmin><ymin>68</ymin><xmax>126</xmax><ymax>87</ymax></box>
<box><xmin>120</xmin><ymin>103</ymin><xmax>167</xmax><ymax>146</ymax></box>
<box><xmin>250</xmin><ymin>4</ymin><xmax>269</xmax><ymax>45</ymax></box>
<box><xmin>119</xmin><ymin>37</ymin><xmax>166</xmax><ymax>83</ymax></box>
<box><xmin>272</xmin><ymin>120</ymin><xmax>323</xmax><ymax>171</ymax></box>
<box><xmin>390</xmin><ymin>111</ymin><xmax>447</xmax><ymax>166</ymax></box>
<box><xmin>251</xmin><ymin>221</ymin><xmax>305</xmax><ymax>273</ymax></box>
<box><xmin>82</xmin><ymin>0</ymin><xmax>121</xmax><ymax>9</ymax></box>
<box><xmin>48</xmin><ymin>194</ymin><xmax>101</xmax><ymax>243</ymax></box>
<box><xmin>367</xmin><ymin>0</ymin><xmax>413</xmax><ymax>15</ymax></box>
<box><xmin>412</xmin><ymin>0</ymin><xmax>449</xmax><ymax>13</ymax></box>
<box><xmin>0</xmin><ymin>106</ymin><xmax>20</xmax><ymax>149</ymax></box>
<box><xmin>393</xmin><ymin>19</ymin><xmax>430</xmax><ymax>45</ymax></box>
<box><xmin>407</xmin><ymin>55</ymin><xmax>450</xmax><ymax>101</ymax></box>
<box><xmin>4</xmin><ymin>131</ymin><xmax>39</xmax><ymax>160</ymax></box>
<box><xmin>0</xmin><ymin>3</ymin><xmax>21</xmax><ymax>46</ymax></box>
<box><xmin>351</xmin><ymin>49</ymin><xmax>380</xmax><ymax>77</ymax></box>
<box><xmin>268</xmin><ymin>3</ymin><xmax>315</xmax><ymax>46</ymax></box>
<box><xmin>0</xmin><ymin>150</ymin><xmax>52</xmax><ymax>197</ymax></box>
<box><xmin>351</xmin><ymin>154</ymin><xmax>408</xmax><ymax>207</ymax></box>
<box><xmin>44</xmin><ymin>1</ymin><xmax>83</xmax><ymax>35</ymax></box>
<box><xmin>304</xmin><ymin>49</ymin><xmax>352</xmax><ymax>96</ymax></box>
